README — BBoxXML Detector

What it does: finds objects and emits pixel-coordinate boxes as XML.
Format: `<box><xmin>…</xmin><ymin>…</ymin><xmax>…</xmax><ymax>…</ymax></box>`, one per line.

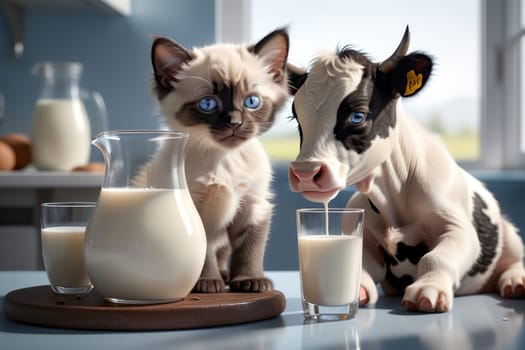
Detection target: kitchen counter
<box><xmin>0</xmin><ymin>170</ymin><xmax>103</xmax><ymax>188</ymax></box>
<box><xmin>1</xmin><ymin>271</ymin><xmax>524</xmax><ymax>350</ymax></box>
<box><xmin>0</xmin><ymin>170</ymin><xmax>102</xmax><ymax>270</ymax></box>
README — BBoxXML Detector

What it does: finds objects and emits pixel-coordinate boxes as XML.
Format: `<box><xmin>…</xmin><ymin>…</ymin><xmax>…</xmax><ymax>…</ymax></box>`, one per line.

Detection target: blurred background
<box><xmin>1</xmin><ymin>0</ymin><xmax>523</xmax><ymax>165</ymax></box>
<box><xmin>0</xmin><ymin>0</ymin><xmax>215</xmax><ymax>135</ymax></box>
<box><xmin>0</xmin><ymin>0</ymin><xmax>524</xmax><ymax>270</ymax></box>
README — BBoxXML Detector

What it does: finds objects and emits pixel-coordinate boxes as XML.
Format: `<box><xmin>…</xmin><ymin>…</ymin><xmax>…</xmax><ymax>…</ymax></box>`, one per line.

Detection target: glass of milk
<box><xmin>297</xmin><ymin>208</ymin><xmax>364</xmax><ymax>321</ymax></box>
<box><xmin>41</xmin><ymin>202</ymin><xmax>95</xmax><ymax>294</ymax></box>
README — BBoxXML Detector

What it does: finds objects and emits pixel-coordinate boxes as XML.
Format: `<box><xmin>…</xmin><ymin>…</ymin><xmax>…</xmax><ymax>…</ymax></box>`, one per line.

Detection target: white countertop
<box><xmin>0</xmin><ymin>169</ymin><xmax>102</xmax><ymax>188</ymax></box>
<box><xmin>1</xmin><ymin>271</ymin><xmax>524</xmax><ymax>350</ymax></box>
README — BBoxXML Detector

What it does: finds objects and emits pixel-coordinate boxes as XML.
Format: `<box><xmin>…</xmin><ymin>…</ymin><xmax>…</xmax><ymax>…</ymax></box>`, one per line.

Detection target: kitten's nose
<box><xmin>229</xmin><ymin>121</ymin><xmax>243</xmax><ymax>129</ymax></box>
<box><xmin>229</xmin><ymin>112</ymin><xmax>243</xmax><ymax>128</ymax></box>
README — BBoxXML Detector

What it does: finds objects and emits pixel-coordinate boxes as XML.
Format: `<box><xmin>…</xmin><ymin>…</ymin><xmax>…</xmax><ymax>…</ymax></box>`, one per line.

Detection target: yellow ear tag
<box><xmin>404</xmin><ymin>69</ymin><xmax>423</xmax><ymax>96</ymax></box>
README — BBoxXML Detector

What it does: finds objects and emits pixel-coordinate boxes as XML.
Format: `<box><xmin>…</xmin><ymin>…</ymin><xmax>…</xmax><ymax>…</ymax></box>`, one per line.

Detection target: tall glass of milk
<box><xmin>85</xmin><ymin>131</ymin><xmax>206</xmax><ymax>304</ymax></box>
<box><xmin>297</xmin><ymin>208</ymin><xmax>364</xmax><ymax>320</ymax></box>
<box><xmin>41</xmin><ymin>202</ymin><xmax>95</xmax><ymax>294</ymax></box>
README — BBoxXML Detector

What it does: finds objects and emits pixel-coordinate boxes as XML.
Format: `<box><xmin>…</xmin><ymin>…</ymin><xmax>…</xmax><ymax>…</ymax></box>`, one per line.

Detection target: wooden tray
<box><xmin>3</xmin><ymin>285</ymin><xmax>286</xmax><ymax>331</ymax></box>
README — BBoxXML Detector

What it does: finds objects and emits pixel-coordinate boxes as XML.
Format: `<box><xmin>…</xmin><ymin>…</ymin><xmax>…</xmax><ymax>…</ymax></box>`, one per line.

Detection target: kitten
<box><xmin>150</xmin><ymin>29</ymin><xmax>290</xmax><ymax>292</ymax></box>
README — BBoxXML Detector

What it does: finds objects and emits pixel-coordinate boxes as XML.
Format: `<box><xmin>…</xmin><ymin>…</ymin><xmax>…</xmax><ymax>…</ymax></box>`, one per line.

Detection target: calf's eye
<box><xmin>350</xmin><ymin>111</ymin><xmax>366</xmax><ymax>125</ymax></box>
<box><xmin>199</xmin><ymin>97</ymin><xmax>218</xmax><ymax>112</ymax></box>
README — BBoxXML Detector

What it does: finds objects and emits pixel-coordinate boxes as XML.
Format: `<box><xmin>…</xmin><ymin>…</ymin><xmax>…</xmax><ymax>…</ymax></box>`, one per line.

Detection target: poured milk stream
<box><xmin>324</xmin><ymin>201</ymin><xmax>329</xmax><ymax>235</ymax></box>
<box><xmin>85</xmin><ymin>188</ymin><xmax>206</xmax><ymax>301</ymax></box>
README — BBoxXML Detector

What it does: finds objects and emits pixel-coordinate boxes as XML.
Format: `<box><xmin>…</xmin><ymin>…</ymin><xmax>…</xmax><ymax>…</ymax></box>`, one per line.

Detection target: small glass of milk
<box><xmin>41</xmin><ymin>202</ymin><xmax>95</xmax><ymax>294</ymax></box>
<box><xmin>297</xmin><ymin>208</ymin><xmax>364</xmax><ymax>321</ymax></box>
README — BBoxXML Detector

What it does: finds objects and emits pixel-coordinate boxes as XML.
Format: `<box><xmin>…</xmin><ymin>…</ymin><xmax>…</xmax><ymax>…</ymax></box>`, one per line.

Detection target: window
<box><xmin>520</xmin><ymin>2</ymin><xmax>525</xmax><ymax>152</ymax></box>
<box><xmin>517</xmin><ymin>1</ymin><xmax>525</xmax><ymax>153</ymax></box>
<box><xmin>482</xmin><ymin>0</ymin><xmax>524</xmax><ymax>169</ymax></box>
<box><xmin>519</xmin><ymin>1</ymin><xmax>525</xmax><ymax>153</ymax></box>
<box><xmin>216</xmin><ymin>0</ymin><xmax>525</xmax><ymax>169</ymax></box>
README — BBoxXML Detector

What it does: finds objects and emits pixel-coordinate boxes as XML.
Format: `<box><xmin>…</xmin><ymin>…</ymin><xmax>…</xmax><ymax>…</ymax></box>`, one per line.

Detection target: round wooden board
<box><xmin>3</xmin><ymin>285</ymin><xmax>286</xmax><ymax>331</ymax></box>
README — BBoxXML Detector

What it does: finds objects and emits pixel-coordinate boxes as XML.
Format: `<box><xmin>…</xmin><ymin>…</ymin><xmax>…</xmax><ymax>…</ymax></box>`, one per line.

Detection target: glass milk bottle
<box><xmin>31</xmin><ymin>62</ymin><xmax>107</xmax><ymax>170</ymax></box>
<box><xmin>85</xmin><ymin>131</ymin><xmax>206</xmax><ymax>304</ymax></box>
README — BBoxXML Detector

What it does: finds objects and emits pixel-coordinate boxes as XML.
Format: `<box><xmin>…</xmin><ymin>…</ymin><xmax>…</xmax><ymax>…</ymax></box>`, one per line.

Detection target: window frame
<box><xmin>216</xmin><ymin>0</ymin><xmax>525</xmax><ymax>170</ymax></box>
<box><xmin>215</xmin><ymin>0</ymin><xmax>251</xmax><ymax>43</ymax></box>
<box><xmin>481</xmin><ymin>0</ymin><xmax>524</xmax><ymax>169</ymax></box>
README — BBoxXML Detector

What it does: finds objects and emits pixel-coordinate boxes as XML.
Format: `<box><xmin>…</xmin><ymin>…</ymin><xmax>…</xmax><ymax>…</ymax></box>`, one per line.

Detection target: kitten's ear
<box><xmin>287</xmin><ymin>63</ymin><xmax>307</xmax><ymax>95</ymax></box>
<box><xmin>250</xmin><ymin>28</ymin><xmax>289</xmax><ymax>82</ymax></box>
<box><xmin>151</xmin><ymin>37</ymin><xmax>194</xmax><ymax>91</ymax></box>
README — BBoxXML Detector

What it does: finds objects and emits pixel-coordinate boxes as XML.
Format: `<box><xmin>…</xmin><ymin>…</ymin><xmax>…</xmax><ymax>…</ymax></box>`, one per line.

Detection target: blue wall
<box><xmin>0</xmin><ymin>0</ymin><xmax>215</xmax><ymax>140</ymax></box>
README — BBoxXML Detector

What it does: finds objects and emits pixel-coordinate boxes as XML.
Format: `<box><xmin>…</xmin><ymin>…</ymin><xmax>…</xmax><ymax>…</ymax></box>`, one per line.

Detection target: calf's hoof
<box><xmin>402</xmin><ymin>276</ymin><xmax>452</xmax><ymax>313</ymax></box>
<box><xmin>498</xmin><ymin>267</ymin><xmax>525</xmax><ymax>298</ymax></box>
<box><xmin>359</xmin><ymin>285</ymin><xmax>370</xmax><ymax>306</ymax></box>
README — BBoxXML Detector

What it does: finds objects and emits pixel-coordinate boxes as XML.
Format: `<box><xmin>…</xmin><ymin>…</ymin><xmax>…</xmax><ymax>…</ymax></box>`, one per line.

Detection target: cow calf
<box><xmin>287</xmin><ymin>26</ymin><xmax>525</xmax><ymax>312</ymax></box>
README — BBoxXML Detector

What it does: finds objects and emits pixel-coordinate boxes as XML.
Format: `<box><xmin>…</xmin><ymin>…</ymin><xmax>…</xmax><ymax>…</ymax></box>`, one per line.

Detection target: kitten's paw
<box><xmin>229</xmin><ymin>277</ymin><xmax>273</xmax><ymax>292</ymax></box>
<box><xmin>193</xmin><ymin>278</ymin><xmax>226</xmax><ymax>293</ymax></box>
<box><xmin>220</xmin><ymin>270</ymin><xmax>230</xmax><ymax>283</ymax></box>
<box><xmin>498</xmin><ymin>266</ymin><xmax>525</xmax><ymax>298</ymax></box>
<box><xmin>402</xmin><ymin>274</ymin><xmax>453</xmax><ymax>313</ymax></box>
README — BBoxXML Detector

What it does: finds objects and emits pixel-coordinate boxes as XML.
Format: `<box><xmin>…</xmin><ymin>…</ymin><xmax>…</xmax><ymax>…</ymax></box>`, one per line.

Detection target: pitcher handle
<box><xmin>81</xmin><ymin>89</ymin><xmax>109</xmax><ymax>137</ymax></box>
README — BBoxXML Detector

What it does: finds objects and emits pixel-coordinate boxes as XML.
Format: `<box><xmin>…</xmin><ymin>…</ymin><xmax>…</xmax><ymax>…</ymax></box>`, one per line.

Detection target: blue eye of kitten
<box><xmin>244</xmin><ymin>95</ymin><xmax>261</xmax><ymax>109</ymax></box>
<box><xmin>199</xmin><ymin>97</ymin><xmax>218</xmax><ymax>112</ymax></box>
<box><xmin>350</xmin><ymin>111</ymin><xmax>366</xmax><ymax>124</ymax></box>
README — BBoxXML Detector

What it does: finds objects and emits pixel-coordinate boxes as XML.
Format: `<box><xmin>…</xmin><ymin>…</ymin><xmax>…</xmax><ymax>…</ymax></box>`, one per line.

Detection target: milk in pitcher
<box><xmin>85</xmin><ymin>188</ymin><xmax>206</xmax><ymax>303</ymax></box>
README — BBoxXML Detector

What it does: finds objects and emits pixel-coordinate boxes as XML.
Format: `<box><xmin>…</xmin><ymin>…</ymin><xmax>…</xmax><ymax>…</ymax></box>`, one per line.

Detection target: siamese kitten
<box><xmin>150</xmin><ymin>29</ymin><xmax>290</xmax><ymax>292</ymax></box>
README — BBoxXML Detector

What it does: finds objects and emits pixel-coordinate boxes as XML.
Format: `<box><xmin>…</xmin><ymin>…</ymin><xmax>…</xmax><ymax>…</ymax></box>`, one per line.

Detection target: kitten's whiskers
<box><xmin>185</xmin><ymin>75</ymin><xmax>214</xmax><ymax>95</ymax></box>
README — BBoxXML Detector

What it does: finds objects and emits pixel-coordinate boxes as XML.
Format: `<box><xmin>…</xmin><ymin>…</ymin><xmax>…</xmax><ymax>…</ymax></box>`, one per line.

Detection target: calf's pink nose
<box><xmin>289</xmin><ymin>161</ymin><xmax>322</xmax><ymax>182</ymax></box>
<box><xmin>288</xmin><ymin>161</ymin><xmax>325</xmax><ymax>192</ymax></box>
<box><xmin>289</xmin><ymin>161</ymin><xmax>343</xmax><ymax>202</ymax></box>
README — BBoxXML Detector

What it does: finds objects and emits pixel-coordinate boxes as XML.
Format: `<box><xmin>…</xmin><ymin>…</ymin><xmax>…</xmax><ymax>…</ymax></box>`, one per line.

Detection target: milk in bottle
<box><xmin>32</xmin><ymin>98</ymin><xmax>90</xmax><ymax>170</ymax></box>
<box><xmin>30</xmin><ymin>62</ymin><xmax>107</xmax><ymax>170</ymax></box>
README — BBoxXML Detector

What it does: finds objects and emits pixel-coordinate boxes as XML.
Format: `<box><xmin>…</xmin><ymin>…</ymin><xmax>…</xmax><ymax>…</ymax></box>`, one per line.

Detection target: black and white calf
<box><xmin>287</xmin><ymin>27</ymin><xmax>525</xmax><ymax>312</ymax></box>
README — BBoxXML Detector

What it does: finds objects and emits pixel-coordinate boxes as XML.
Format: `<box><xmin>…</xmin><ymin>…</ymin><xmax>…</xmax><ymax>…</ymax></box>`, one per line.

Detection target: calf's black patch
<box><xmin>333</xmin><ymin>50</ymin><xmax>397</xmax><ymax>154</ymax></box>
<box><xmin>395</xmin><ymin>242</ymin><xmax>429</xmax><ymax>265</ymax></box>
<box><xmin>384</xmin><ymin>242</ymin><xmax>429</xmax><ymax>293</ymax></box>
<box><xmin>467</xmin><ymin>192</ymin><xmax>498</xmax><ymax>276</ymax></box>
<box><xmin>385</xmin><ymin>267</ymin><xmax>414</xmax><ymax>293</ymax></box>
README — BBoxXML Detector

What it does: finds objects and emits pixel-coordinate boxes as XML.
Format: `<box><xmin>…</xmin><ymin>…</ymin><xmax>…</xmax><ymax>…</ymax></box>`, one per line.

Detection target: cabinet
<box><xmin>0</xmin><ymin>171</ymin><xmax>102</xmax><ymax>270</ymax></box>
<box><xmin>2</xmin><ymin>0</ymin><xmax>131</xmax><ymax>58</ymax></box>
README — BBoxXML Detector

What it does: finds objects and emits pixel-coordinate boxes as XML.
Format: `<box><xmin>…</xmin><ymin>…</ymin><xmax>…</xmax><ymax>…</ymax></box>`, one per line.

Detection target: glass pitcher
<box><xmin>31</xmin><ymin>62</ymin><xmax>108</xmax><ymax>171</ymax></box>
<box><xmin>85</xmin><ymin>131</ymin><xmax>206</xmax><ymax>304</ymax></box>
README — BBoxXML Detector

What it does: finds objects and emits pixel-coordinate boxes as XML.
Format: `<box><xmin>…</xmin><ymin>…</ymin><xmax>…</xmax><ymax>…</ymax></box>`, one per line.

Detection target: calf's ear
<box><xmin>287</xmin><ymin>63</ymin><xmax>308</xmax><ymax>95</ymax></box>
<box><xmin>390</xmin><ymin>53</ymin><xmax>433</xmax><ymax>97</ymax></box>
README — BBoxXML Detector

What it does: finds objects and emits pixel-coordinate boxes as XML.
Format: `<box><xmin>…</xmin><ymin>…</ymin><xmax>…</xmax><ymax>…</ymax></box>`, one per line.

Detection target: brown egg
<box><xmin>0</xmin><ymin>140</ymin><xmax>16</xmax><ymax>171</ymax></box>
<box><xmin>0</xmin><ymin>133</ymin><xmax>31</xmax><ymax>169</ymax></box>
<box><xmin>72</xmin><ymin>162</ymin><xmax>105</xmax><ymax>173</ymax></box>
